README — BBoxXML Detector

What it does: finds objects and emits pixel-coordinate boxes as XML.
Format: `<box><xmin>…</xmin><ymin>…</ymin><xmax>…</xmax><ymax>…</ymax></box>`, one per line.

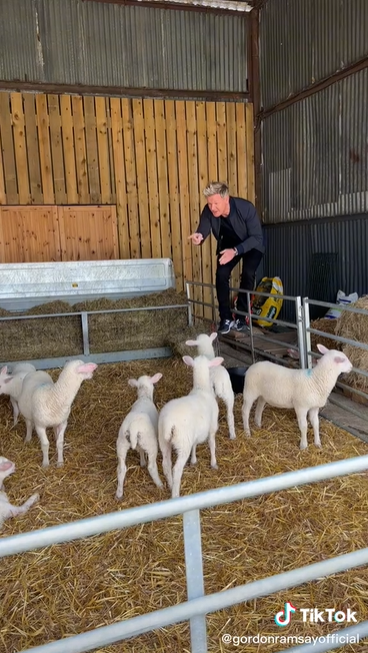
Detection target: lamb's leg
<box><xmin>24</xmin><ymin>419</ymin><xmax>34</xmax><ymax>443</ymax></box>
<box><xmin>55</xmin><ymin>420</ymin><xmax>68</xmax><ymax>468</ymax></box>
<box><xmin>295</xmin><ymin>408</ymin><xmax>309</xmax><ymax>450</ymax></box>
<box><xmin>147</xmin><ymin>450</ymin><xmax>163</xmax><ymax>489</ymax></box>
<box><xmin>254</xmin><ymin>397</ymin><xmax>266</xmax><ymax>428</ymax></box>
<box><xmin>226</xmin><ymin>395</ymin><xmax>236</xmax><ymax>440</ymax></box>
<box><xmin>216</xmin><ymin>387</ymin><xmax>236</xmax><ymax>440</ymax></box>
<box><xmin>35</xmin><ymin>425</ymin><xmax>50</xmax><ymax>467</ymax></box>
<box><xmin>116</xmin><ymin>440</ymin><xmax>130</xmax><ymax>499</ymax></box>
<box><xmin>190</xmin><ymin>445</ymin><xmax>197</xmax><ymax>465</ymax></box>
<box><xmin>10</xmin><ymin>397</ymin><xmax>19</xmax><ymax>427</ymax></box>
<box><xmin>8</xmin><ymin>493</ymin><xmax>39</xmax><ymax>517</ymax></box>
<box><xmin>171</xmin><ymin>448</ymin><xmax>191</xmax><ymax>499</ymax></box>
<box><xmin>161</xmin><ymin>442</ymin><xmax>173</xmax><ymax>490</ymax></box>
<box><xmin>308</xmin><ymin>407</ymin><xmax>321</xmax><ymax>448</ymax></box>
<box><xmin>242</xmin><ymin>394</ymin><xmax>257</xmax><ymax>436</ymax></box>
<box><xmin>139</xmin><ymin>447</ymin><xmax>146</xmax><ymax>467</ymax></box>
<box><xmin>208</xmin><ymin>431</ymin><xmax>218</xmax><ymax>470</ymax></box>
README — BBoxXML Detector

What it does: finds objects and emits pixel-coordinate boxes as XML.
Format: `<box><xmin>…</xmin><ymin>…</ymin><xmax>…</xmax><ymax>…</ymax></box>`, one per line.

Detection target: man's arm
<box><xmin>188</xmin><ymin>206</ymin><xmax>212</xmax><ymax>244</ymax></box>
<box><xmin>234</xmin><ymin>201</ymin><xmax>263</xmax><ymax>256</ymax></box>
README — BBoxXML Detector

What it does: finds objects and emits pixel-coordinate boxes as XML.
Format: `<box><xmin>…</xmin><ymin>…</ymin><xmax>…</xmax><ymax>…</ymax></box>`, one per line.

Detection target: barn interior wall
<box><xmin>0</xmin><ymin>90</ymin><xmax>256</xmax><ymax>316</ymax></box>
<box><xmin>259</xmin><ymin>0</ymin><xmax>368</xmax><ymax>306</ymax></box>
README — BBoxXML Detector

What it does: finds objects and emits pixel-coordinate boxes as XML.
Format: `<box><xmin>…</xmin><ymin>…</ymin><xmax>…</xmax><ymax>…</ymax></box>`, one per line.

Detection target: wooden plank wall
<box><xmin>0</xmin><ymin>91</ymin><xmax>255</xmax><ymax>319</ymax></box>
<box><xmin>0</xmin><ymin>205</ymin><xmax>119</xmax><ymax>262</ymax></box>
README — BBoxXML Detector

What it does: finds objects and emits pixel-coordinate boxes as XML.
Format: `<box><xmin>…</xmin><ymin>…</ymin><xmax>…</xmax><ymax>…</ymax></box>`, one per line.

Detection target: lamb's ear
<box><xmin>150</xmin><ymin>373</ymin><xmax>162</xmax><ymax>384</ymax></box>
<box><xmin>0</xmin><ymin>366</ymin><xmax>8</xmax><ymax>376</ymax></box>
<box><xmin>209</xmin><ymin>332</ymin><xmax>218</xmax><ymax>343</ymax></box>
<box><xmin>4</xmin><ymin>377</ymin><xmax>14</xmax><ymax>384</ymax></box>
<box><xmin>77</xmin><ymin>362</ymin><xmax>97</xmax><ymax>375</ymax></box>
<box><xmin>182</xmin><ymin>355</ymin><xmax>194</xmax><ymax>367</ymax></box>
<box><xmin>185</xmin><ymin>340</ymin><xmax>198</xmax><ymax>347</ymax></box>
<box><xmin>0</xmin><ymin>460</ymin><xmax>12</xmax><ymax>472</ymax></box>
<box><xmin>209</xmin><ymin>357</ymin><xmax>224</xmax><ymax>368</ymax></box>
<box><xmin>317</xmin><ymin>344</ymin><xmax>329</xmax><ymax>355</ymax></box>
<box><xmin>128</xmin><ymin>378</ymin><xmax>139</xmax><ymax>388</ymax></box>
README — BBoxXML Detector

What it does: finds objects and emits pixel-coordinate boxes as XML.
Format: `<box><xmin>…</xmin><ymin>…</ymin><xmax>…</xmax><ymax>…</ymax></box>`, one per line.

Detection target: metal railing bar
<box><xmin>304</xmin><ymin>298</ymin><xmax>368</xmax><ymax>316</ymax></box>
<box><xmin>0</xmin><ymin>304</ymin><xmax>188</xmax><ymax>321</ymax></box>
<box><xmin>230</xmin><ymin>286</ymin><xmax>299</xmax><ymax>302</ymax></box>
<box><xmin>183</xmin><ymin>509</ymin><xmax>207</xmax><ymax>652</ymax></box>
<box><xmin>186</xmin><ymin>280</ymin><xmax>216</xmax><ymax>290</ymax></box>
<box><xmin>186</xmin><ymin>298</ymin><xmax>215</xmax><ymax>310</ymax></box>
<box><xmin>2</xmin><ymin>455</ymin><xmax>368</xmax><ymax>559</ymax></box>
<box><xmin>335</xmin><ymin>380</ymin><xmax>368</xmax><ymax>400</ymax></box>
<box><xmin>306</xmin><ymin>328</ymin><xmax>368</xmax><ymax>352</ymax></box>
<box><xmin>305</xmin><ymin>349</ymin><xmax>368</xmax><ymax>381</ymax></box>
<box><xmin>327</xmin><ymin>394</ymin><xmax>368</xmax><ymax>421</ymax></box>
<box><xmin>20</xmin><ymin>548</ymin><xmax>368</xmax><ymax>653</ymax></box>
<box><xmin>81</xmin><ymin>313</ymin><xmax>90</xmax><ymax>357</ymax></box>
<box><xmin>186</xmin><ymin>279</ymin><xmax>300</xmax><ymax>304</ymax></box>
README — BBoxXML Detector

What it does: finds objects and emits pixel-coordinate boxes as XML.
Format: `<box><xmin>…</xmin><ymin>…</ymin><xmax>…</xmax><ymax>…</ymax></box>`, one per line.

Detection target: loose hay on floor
<box><xmin>0</xmin><ymin>289</ymin><xmax>189</xmax><ymax>362</ymax></box>
<box><xmin>1</xmin><ymin>358</ymin><xmax>368</xmax><ymax>652</ymax></box>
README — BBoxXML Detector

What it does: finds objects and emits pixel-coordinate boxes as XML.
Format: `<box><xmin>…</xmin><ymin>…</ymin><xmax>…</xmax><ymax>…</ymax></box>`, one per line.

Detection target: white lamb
<box><xmin>18</xmin><ymin>359</ymin><xmax>98</xmax><ymax>467</ymax></box>
<box><xmin>0</xmin><ymin>363</ymin><xmax>37</xmax><ymax>427</ymax></box>
<box><xmin>242</xmin><ymin>344</ymin><xmax>353</xmax><ymax>450</ymax></box>
<box><xmin>0</xmin><ymin>456</ymin><xmax>39</xmax><ymax>529</ymax></box>
<box><xmin>158</xmin><ymin>354</ymin><xmax>224</xmax><ymax>499</ymax></box>
<box><xmin>116</xmin><ymin>373</ymin><xmax>163</xmax><ymax>499</ymax></box>
<box><xmin>185</xmin><ymin>332</ymin><xmax>236</xmax><ymax>439</ymax></box>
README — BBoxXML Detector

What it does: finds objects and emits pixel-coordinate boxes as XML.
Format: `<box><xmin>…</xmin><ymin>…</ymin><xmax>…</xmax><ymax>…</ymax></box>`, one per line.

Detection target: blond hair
<box><xmin>203</xmin><ymin>182</ymin><xmax>229</xmax><ymax>198</ymax></box>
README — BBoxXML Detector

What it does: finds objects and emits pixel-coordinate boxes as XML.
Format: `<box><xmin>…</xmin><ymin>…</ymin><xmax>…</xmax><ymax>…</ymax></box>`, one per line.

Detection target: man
<box><xmin>188</xmin><ymin>181</ymin><xmax>265</xmax><ymax>335</ymax></box>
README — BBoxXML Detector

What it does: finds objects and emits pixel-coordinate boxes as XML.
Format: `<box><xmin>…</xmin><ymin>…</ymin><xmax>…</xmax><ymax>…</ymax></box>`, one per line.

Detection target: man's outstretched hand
<box><xmin>188</xmin><ymin>232</ymin><xmax>204</xmax><ymax>246</ymax></box>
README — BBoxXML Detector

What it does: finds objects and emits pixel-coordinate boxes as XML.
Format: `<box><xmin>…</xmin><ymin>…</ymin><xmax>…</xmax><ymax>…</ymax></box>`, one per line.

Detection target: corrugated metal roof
<box><xmin>260</xmin><ymin>0</ymin><xmax>368</xmax><ymax>109</ymax></box>
<box><xmin>0</xmin><ymin>0</ymin><xmax>248</xmax><ymax>92</ymax></box>
<box><xmin>262</xmin><ymin>69</ymin><xmax>368</xmax><ymax>224</ymax></box>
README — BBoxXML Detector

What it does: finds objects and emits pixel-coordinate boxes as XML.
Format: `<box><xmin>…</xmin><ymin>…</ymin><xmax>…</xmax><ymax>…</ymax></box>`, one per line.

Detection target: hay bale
<box><xmin>0</xmin><ymin>289</ymin><xmax>190</xmax><ymax>362</ymax></box>
<box><xmin>0</xmin><ymin>305</ymin><xmax>82</xmax><ymax>362</ymax></box>
<box><xmin>165</xmin><ymin>318</ymin><xmax>211</xmax><ymax>358</ymax></box>
<box><xmin>310</xmin><ymin>317</ymin><xmax>341</xmax><ymax>352</ymax></box>
<box><xmin>334</xmin><ymin>295</ymin><xmax>368</xmax><ymax>396</ymax></box>
<box><xmin>335</xmin><ymin>295</ymin><xmax>368</xmax><ymax>342</ymax></box>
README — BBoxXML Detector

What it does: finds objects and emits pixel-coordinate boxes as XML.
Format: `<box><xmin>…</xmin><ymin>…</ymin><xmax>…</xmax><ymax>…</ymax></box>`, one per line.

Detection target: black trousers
<box><xmin>215</xmin><ymin>248</ymin><xmax>263</xmax><ymax>321</ymax></box>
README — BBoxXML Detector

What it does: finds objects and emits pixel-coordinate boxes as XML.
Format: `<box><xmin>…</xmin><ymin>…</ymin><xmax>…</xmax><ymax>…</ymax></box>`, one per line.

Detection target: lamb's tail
<box><xmin>125</xmin><ymin>414</ymin><xmax>152</xmax><ymax>450</ymax></box>
<box><xmin>158</xmin><ymin>417</ymin><xmax>176</xmax><ymax>458</ymax></box>
<box><xmin>161</xmin><ymin>423</ymin><xmax>176</xmax><ymax>444</ymax></box>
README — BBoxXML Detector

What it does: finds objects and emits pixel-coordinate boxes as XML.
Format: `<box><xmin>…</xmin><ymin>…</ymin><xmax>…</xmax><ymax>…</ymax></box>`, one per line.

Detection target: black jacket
<box><xmin>196</xmin><ymin>197</ymin><xmax>265</xmax><ymax>256</ymax></box>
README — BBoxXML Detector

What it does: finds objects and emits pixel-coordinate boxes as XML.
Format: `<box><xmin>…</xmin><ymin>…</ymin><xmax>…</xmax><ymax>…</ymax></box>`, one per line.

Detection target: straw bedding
<box><xmin>1</xmin><ymin>357</ymin><xmax>368</xmax><ymax>653</ymax></box>
<box><xmin>0</xmin><ymin>289</ymin><xmax>189</xmax><ymax>362</ymax></box>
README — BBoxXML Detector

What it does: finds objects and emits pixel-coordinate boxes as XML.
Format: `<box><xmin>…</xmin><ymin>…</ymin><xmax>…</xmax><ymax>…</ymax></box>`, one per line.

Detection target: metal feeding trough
<box><xmin>227</xmin><ymin>366</ymin><xmax>248</xmax><ymax>394</ymax></box>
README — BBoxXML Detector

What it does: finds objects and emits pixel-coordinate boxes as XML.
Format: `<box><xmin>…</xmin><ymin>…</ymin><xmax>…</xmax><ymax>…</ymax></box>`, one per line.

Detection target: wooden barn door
<box><xmin>58</xmin><ymin>206</ymin><xmax>119</xmax><ymax>260</ymax></box>
<box><xmin>0</xmin><ymin>206</ymin><xmax>61</xmax><ymax>262</ymax></box>
<box><xmin>0</xmin><ymin>205</ymin><xmax>119</xmax><ymax>263</ymax></box>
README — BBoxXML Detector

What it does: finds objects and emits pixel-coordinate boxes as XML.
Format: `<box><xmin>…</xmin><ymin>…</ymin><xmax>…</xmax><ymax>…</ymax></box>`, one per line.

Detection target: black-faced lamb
<box><xmin>242</xmin><ymin>344</ymin><xmax>353</xmax><ymax>449</ymax></box>
<box><xmin>158</xmin><ymin>354</ymin><xmax>224</xmax><ymax>499</ymax></box>
<box><xmin>185</xmin><ymin>332</ymin><xmax>236</xmax><ymax>439</ymax></box>
<box><xmin>18</xmin><ymin>360</ymin><xmax>98</xmax><ymax>467</ymax></box>
<box><xmin>116</xmin><ymin>373</ymin><xmax>163</xmax><ymax>499</ymax></box>
<box><xmin>0</xmin><ymin>363</ymin><xmax>37</xmax><ymax>427</ymax></box>
<box><xmin>0</xmin><ymin>456</ymin><xmax>39</xmax><ymax>529</ymax></box>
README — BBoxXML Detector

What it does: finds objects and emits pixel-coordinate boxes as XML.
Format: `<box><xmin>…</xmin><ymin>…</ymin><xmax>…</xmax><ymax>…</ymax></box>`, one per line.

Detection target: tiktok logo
<box><xmin>274</xmin><ymin>602</ymin><xmax>297</xmax><ymax>627</ymax></box>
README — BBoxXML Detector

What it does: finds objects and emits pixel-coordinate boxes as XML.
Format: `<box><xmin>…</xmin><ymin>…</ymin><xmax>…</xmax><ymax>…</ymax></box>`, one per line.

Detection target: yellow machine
<box><xmin>252</xmin><ymin>276</ymin><xmax>284</xmax><ymax>327</ymax></box>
